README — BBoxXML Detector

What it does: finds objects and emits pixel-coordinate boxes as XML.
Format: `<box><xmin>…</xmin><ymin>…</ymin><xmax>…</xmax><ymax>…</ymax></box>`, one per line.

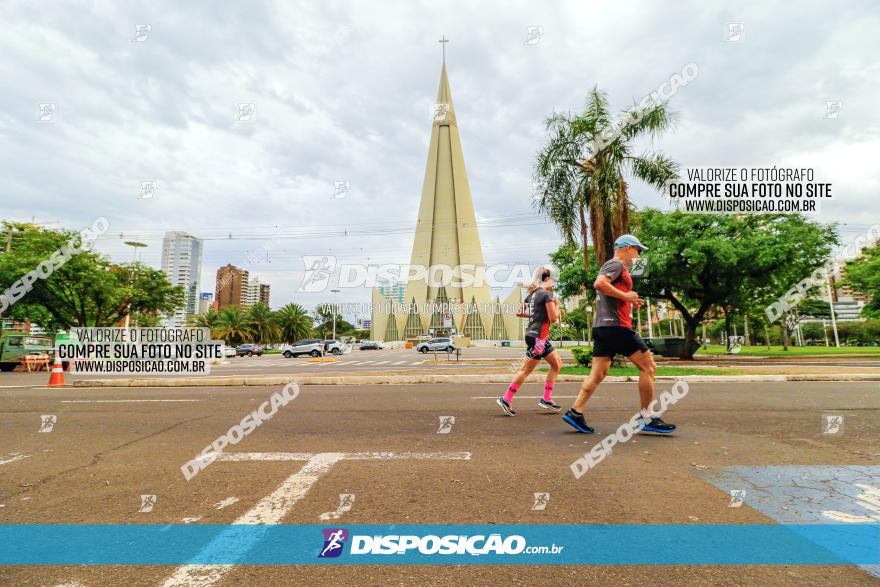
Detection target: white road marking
<box><xmin>390</xmin><ymin>361</ymin><xmax>408</xmax><ymax>365</ymax></box>
<box><xmin>0</xmin><ymin>454</ymin><xmax>30</xmax><ymax>466</ymax></box>
<box><xmin>214</xmin><ymin>497</ymin><xmax>239</xmax><ymax>510</ymax></box>
<box><xmin>470</xmin><ymin>395</ymin><xmax>578</xmax><ymax>399</ymax></box>
<box><xmin>822</xmin><ymin>483</ymin><xmax>880</xmax><ymax>523</ymax></box>
<box><xmin>161</xmin><ymin>453</ymin><xmax>343</xmax><ymax>587</ymax></box>
<box><xmin>373</xmin><ymin>361</ymin><xmax>390</xmax><ymax>365</ymax></box>
<box><xmin>161</xmin><ymin>451</ymin><xmax>470</xmax><ymax>587</ymax></box>
<box><xmin>60</xmin><ymin>399</ymin><xmax>201</xmax><ymax>403</ymax></box>
<box><xmin>218</xmin><ymin>451</ymin><xmax>472</xmax><ymax>462</ymax></box>
<box><xmin>182</xmin><ymin>517</ymin><xmax>203</xmax><ymax>524</ymax></box>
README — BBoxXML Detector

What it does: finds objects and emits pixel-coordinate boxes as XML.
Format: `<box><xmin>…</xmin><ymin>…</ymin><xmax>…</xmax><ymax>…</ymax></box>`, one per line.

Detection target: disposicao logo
<box><xmin>319</xmin><ymin>528</ymin><xmax>349</xmax><ymax>558</ymax></box>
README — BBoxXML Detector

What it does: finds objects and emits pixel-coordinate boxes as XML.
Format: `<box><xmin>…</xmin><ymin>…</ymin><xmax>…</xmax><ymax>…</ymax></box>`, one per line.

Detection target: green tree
<box><xmin>186</xmin><ymin>308</ymin><xmax>220</xmax><ymax>336</ymax></box>
<box><xmin>276</xmin><ymin>303</ymin><xmax>313</xmax><ymax>343</ymax></box>
<box><xmin>780</xmin><ymin>298</ymin><xmax>832</xmax><ymax>346</ymax></box>
<box><xmin>0</xmin><ymin>223</ymin><xmax>183</xmax><ymax>328</ymax></box>
<box><xmin>835</xmin><ymin>321</ymin><xmax>865</xmax><ymax>345</ymax></box>
<box><xmin>214</xmin><ymin>306</ymin><xmax>253</xmax><ymax>345</ymax></box>
<box><xmin>131</xmin><ymin>311</ymin><xmax>162</xmax><ymax>327</ymax></box>
<box><xmin>634</xmin><ymin>210</ymin><xmax>837</xmax><ymax>358</ymax></box>
<box><xmin>862</xmin><ymin>318</ymin><xmax>880</xmax><ymax>342</ymax></box>
<box><xmin>248</xmin><ymin>302</ymin><xmax>280</xmax><ymax>344</ymax></box>
<box><xmin>314</xmin><ymin>303</ymin><xmax>347</xmax><ymax>338</ymax></box>
<box><xmin>800</xmin><ymin>322</ymin><xmax>826</xmax><ymax>344</ymax></box>
<box><xmin>548</xmin><ymin>243</ymin><xmax>599</xmax><ymax>302</ymax></box>
<box><xmin>534</xmin><ymin>87</ymin><xmax>678</xmax><ymax>267</ymax></box>
<box><xmin>842</xmin><ymin>241</ymin><xmax>880</xmax><ymax>317</ymax></box>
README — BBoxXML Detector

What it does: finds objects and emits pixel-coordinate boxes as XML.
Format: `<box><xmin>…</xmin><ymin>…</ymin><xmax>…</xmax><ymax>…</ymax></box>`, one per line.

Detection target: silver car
<box><xmin>282</xmin><ymin>339</ymin><xmax>324</xmax><ymax>358</ymax></box>
<box><xmin>415</xmin><ymin>337</ymin><xmax>455</xmax><ymax>353</ymax></box>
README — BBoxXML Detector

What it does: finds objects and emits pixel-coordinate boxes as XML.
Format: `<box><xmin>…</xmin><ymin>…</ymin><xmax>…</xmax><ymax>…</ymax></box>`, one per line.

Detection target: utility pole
<box><xmin>331</xmin><ymin>289</ymin><xmax>341</xmax><ymax>340</ymax></box>
<box><xmin>123</xmin><ymin>241</ymin><xmax>148</xmax><ymax>329</ymax></box>
<box><xmin>826</xmin><ymin>280</ymin><xmax>840</xmax><ymax>347</ymax></box>
<box><xmin>1</xmin><ymin>226</ymin><xmax>13</xmax><ymax>333</ymax></box>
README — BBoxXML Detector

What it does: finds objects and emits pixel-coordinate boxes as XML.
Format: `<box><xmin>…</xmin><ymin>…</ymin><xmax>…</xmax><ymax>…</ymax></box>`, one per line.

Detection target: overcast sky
<box><xmin>3</xmin><ymin>0</ymin><xmax>878</xmax><ymax>317</ymax></box>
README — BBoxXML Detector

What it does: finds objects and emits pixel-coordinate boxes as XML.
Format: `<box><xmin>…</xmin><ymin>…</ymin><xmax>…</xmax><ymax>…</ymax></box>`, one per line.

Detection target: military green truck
<box><xmin>0</xmin><ymin>331</ymin><xmax>54</xmax><ymax>372</ymax></box>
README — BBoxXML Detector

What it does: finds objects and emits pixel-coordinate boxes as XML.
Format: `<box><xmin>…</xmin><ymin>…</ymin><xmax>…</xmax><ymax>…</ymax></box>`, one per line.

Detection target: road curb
<box><xmin>72</xmin><ymin>373</ymin><xmax>880</xmax><ymax>387</ymax></box>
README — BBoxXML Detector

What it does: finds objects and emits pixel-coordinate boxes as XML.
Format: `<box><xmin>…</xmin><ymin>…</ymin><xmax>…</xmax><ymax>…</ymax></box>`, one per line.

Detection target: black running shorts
<box><xmin>592</xmin><ymin>326</ymin><xmax>649</xmax><ymax>359</ymax></box>
<box><xmin>525</xmin><ymin>335</ymin><xmax>555</xmax><ymax>360</ymax></box>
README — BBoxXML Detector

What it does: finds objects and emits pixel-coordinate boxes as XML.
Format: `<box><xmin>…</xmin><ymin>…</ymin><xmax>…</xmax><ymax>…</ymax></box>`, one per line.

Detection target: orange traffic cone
<box><xmin>47</xmin><ymin>356</ymin><xmax>67</xmax><ymax>387</ymax></box>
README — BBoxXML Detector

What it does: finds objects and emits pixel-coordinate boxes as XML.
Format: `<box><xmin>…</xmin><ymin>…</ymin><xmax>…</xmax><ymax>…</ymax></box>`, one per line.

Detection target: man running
<box><xmin>497</xmin><ymin>266</ymin><xmax>563</xmax><ymax>415</ymax></box>
<box><xmin>562</xmin><ymin>235</ymin><xmax>676</xmax><ymax>434</ymax></box>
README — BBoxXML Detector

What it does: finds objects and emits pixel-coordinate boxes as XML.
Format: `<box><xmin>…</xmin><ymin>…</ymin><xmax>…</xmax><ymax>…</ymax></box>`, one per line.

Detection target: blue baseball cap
<box><xmin>614</xmin><ymin>234</ymin><xmax>648</xmax><ymax>252</ymax></box>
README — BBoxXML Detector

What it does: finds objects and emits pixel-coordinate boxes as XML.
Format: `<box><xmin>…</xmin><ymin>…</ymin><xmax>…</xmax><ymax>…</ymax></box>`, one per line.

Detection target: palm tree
<box><xmin>276</xmin><ymin>303</ymin><xmax>313</xmax><ymax>343</ymax></box>
<box><xmin>214</xmin><ymin>306</ymin><xmax>253</xmax><ymax>345</ymax></box>
<box><xmin>534</xmin><ymin>87</ymin><xmax>679</xmax><ymax>267</ymax></box>
<box><xmin>248</xmin><ymin>302</ymin><xmax>280</xmax><ymax>344</ymax></box>
<box><xmin>186</xmin><ymin>308</ymin><xmax>220</xmax><ymax>337</ymax></box>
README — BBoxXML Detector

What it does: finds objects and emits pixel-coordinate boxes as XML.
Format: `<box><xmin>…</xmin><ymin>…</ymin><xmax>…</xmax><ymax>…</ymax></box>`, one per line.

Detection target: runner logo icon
<box><xmin>319</xmin><ymin>528</ymin><xmax>349</xmax><ymax>558</ymax></box>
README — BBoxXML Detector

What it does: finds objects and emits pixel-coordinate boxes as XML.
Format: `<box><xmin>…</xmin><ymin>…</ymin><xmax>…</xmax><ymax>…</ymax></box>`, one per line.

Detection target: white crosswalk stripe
<box><xmin>215</xmin><ymin>357</ymin><xmax>433</xmax><ymax>368</ymax></box>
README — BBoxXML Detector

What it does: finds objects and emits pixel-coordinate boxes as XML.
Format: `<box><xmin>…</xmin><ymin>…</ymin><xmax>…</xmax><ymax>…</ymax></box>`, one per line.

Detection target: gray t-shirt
<box><xmin>524</xmin><ymin>288</ymin><xmax>552</xmax><ymax>338</ymax></box>
<box><xmin>593</xmin><ymin>259</ymin><xmax>634</xmax><ymax>329</ymax></box>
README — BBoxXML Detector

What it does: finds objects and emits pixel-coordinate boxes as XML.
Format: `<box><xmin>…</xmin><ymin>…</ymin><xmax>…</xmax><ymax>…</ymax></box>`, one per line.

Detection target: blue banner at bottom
<box><xmin>0</xmin><ymin>524</ymin><xmax>877</xmax><ymax>565</ymax></box>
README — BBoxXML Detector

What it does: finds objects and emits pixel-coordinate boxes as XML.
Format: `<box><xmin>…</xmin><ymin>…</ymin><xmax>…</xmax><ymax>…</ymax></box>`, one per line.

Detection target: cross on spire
<box><xmin>438</xmin><ymin>35</ymin><xmax>449</xmax><ymax>63</ymax></box>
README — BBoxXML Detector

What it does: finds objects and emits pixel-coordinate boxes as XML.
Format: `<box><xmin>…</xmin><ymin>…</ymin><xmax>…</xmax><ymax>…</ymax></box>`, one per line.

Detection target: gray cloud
<box><xmin>2</xmin><ymin>0</ymin><xmax>877</xmax><ymax>312</ymax></box>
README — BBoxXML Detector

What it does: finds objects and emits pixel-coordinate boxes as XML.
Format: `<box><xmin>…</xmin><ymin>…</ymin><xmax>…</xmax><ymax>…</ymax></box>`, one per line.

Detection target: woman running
<box><xmin>496</xmin><ymin>265</ymin><xmax>563</xmax><ymax>415</ymax></box>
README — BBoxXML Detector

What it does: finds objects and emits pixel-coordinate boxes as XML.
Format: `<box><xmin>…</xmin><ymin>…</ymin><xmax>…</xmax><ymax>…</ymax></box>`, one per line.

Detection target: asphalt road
<box><xmin>3</xmin><ymin>347</ymin><xmax>878</xmax><ymax>387</ymax></box>
<box><xmin>1</xmin><ymin>379</ymin><xmax>878</xmax><ymax>585</ymax></box>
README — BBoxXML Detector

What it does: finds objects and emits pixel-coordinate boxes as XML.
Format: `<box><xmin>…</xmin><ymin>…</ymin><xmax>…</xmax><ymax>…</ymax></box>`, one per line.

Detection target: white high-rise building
<box><xmin>160</xmin><ymin>231</ymin><xmax>203</xmax><ymax>328</ymax></box>
<box><xmin>244</xmin><ymin>276</ymin><xmax>264</xmax><ymax>307</ymax></box>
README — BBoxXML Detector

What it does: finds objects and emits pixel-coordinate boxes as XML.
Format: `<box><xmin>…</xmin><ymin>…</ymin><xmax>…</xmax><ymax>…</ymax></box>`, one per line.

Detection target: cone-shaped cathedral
<box><xmin>370</xmin><ymin>60</ymin><xmax>523</xmax><ymax>342</ymax></box>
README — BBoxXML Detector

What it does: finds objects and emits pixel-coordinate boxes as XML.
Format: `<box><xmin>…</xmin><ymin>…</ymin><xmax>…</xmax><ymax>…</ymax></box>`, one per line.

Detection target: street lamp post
<box><xmin>826</xmin><ymin>280</ymin><xmax>840</xmax><ymax>347</ymax></box>
<box><xmin>330</xmin><ymin>289</ymin><xmax>341</xmax><ymax>341</ymax></box>
<box><xmin>123</xmin><ymin>241</ymin><xmax>147</xmax><ymax>329</ymax></box>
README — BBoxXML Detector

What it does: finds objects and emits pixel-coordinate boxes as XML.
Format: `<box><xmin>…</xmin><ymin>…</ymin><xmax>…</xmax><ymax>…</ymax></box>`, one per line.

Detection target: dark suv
<box><xmin>236</xmin><ymin>344</ymin><xmax>263</xmax><ymax>357</ymax></box>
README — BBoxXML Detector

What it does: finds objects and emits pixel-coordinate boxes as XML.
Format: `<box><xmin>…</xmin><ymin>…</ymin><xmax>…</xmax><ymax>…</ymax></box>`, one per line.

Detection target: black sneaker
<box><xmin>639</xmin><ymin>417</ymin><xmax>676</xmax><ymax>434</ymax></box>
<box><xmin>538</xmin><ymin>399</ymin><xmax>562</xmax><ymax>412</ymax></box>
<box><xmin>496</xmin><ymin>397</ymin><xmax>515</xmax><ymax>416</ymax></box>
<box><xmin>562</xmin><ymin>409</ymin><xmax>594</xmax><ymax>434</ymax></box>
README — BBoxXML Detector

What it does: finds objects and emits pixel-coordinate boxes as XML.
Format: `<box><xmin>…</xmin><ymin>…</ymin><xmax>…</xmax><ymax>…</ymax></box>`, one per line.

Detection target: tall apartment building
<box><xmin>215</xmin><ymin>264</ymin><xmax>249</xmax><ymax>309</ymax></box>
<box><xmin>834</xmin><ymin>262</ymin><xmax>870</xmax><ymax>303</ymax></box>
<box><xmin>243</xmin><ymin>276</ymin><xmax>259</xmax><ymax>306</ymax></box>
<box><xmin>160</xmin><ymin>231</ymin><xmax>203</xmax><ymax>328</ymax></box>
<box><xmin>243</xmin><ymin>276</ymin><xmax>270</xmax><ymax>307</ymax></box>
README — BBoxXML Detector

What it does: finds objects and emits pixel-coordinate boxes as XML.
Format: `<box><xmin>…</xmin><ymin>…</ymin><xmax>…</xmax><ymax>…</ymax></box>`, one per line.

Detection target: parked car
<box><xmin>282</xmin><ymin>339</ymin><xmax>324</xmax><ymax>358</ymax></box>
<box><xmin>322</xmin><ymin>340</ymin><xmax>345</xmax><ymax>355</ymax></box>
<box><xmin>359</xmin><ymin>341</ymin><xmax>384</xmax><ymax>350</ymax></box>
<box><xmin>415</xmin><ymin>338</ymin><xmax>455</xmax><ymax>353</ymax></box>
<box><xmin>236</xmin><ymin>343</ymin><xmax>263</xmax><ymax>357</ymax></box>
<box><xmin>218</xmin><ymin>345</ymin><xmax>237</xmax><ymax>358</ymax></box>
<box><xmin>0</xmin><ymin>332</ymin><xmax>54</xmax><ymax>372</ymax></box>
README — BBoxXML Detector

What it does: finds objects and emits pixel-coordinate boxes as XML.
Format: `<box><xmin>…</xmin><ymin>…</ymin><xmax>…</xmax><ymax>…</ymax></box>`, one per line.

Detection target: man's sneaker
<box><xmin>562</xmin><ymin>409</ymin><xmax>594</xmax><ymax>434</ymax></box>
<box><xmin>538</xmin><ymin>399</ymin><xmax>562</xmax><ymax>412</ymax></box>
<box><xmin>639</xmin><ymin>417</ymin><xmax>676</xmax><ymax>434</ymax></box>
<box><xmin>496</xmin><ymin>397</ymin><xmax>515</xmax><ymax>416</ymax></box>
